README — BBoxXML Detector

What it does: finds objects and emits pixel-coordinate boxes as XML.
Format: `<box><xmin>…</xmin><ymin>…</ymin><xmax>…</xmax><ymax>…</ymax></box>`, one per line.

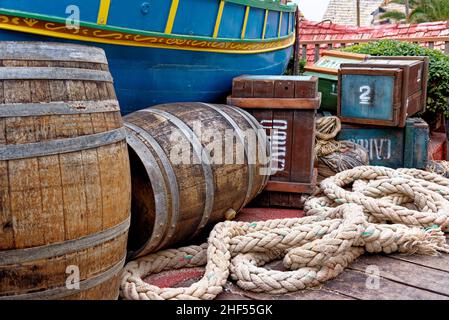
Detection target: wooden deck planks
<box><xmin>346</xmin><ymin>254</ymin><xmax>449</xmax><ymax>298</ymax></box>
<box><xmin>388</xmin><ymin>254</ymin><xmax>449</xmax><ymax>273</ymax></box>
<box><xmin>217</xmin><ymin>283</ymin><xmax>354</xmax><ymax>300</ymax></box>
<box><xmin>323</xmin><ymin>268</ymin><xmax>449</xmax><ymax>300</ymax></box>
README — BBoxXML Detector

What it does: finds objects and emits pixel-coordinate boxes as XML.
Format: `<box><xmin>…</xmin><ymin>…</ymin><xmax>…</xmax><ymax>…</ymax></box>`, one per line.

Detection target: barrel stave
<box><xmin>126</xmin><ymin>111</ymin><xmax>205</xmax><ymax>252</ymax></box>
<box><xmin>125</xmin><ymin>102</ymin><xmax>270</xmax><ymax>256</ymax></box>
<box><xmin>0</xmin><ymin>232</ymin><xmax>127</xmax><ymax>298</ymax></box>
<box><xmin>154</xmin><ymin>103</ymin><xmax>251</xmax><ymax>219</ymax></box>
<box><xmin>0</xmin><ymin>56</ymin><xmax>109</xmax><ymax>71</ymax></box>
<box><xmin>218</xmin><ymin>104</ymin><xmax>268</xmax><ymax>201</ymax></box>
<box><xmin>0</xmin><ymin>43</ymin><xmax>130</xmax><ymax>300</ymax></box>
<box><xmin>0</xmin><ymin>134</ymin><xmax>129</xmax><ymax>250</ymax></box>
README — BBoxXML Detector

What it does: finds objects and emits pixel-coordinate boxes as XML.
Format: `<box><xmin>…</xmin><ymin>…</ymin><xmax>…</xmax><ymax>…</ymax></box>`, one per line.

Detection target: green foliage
<box><xmin>298</xmin><ymin>58</ymin><xmax>307</xmax><ymax>74</ymax></box>
<box><xmin>343</xmin><ymin>40</ymin><xmax>449</xmax><ymax>120</ymax></box>
<box><xmin>379</xmin><ymin>11</ymin><xmax>406</xmax><ymax>21</ymax></box>
<box><xmin>285</xmin><ymin>57</ymin><xmax>306</xmax><ymax>75</ymax></box>
<box><xmin>387</xmin><ymin>0</ymin><xmax>449</xmax><ymax>23</ymax></box>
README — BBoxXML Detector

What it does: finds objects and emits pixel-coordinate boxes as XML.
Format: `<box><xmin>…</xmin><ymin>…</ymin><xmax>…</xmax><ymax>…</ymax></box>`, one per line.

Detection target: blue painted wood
<box><xmin>290</xmin><ymin>12</ymin><xmax>294</xmax><ymax>33</ymax></box>
<box><xmin>246</xmin><ymin>7</ymin><xmax>265</xmax><ymax>39</ymax></box>
<box><xmin>108</xmin><ymin>0</ymin><xmax>171</xmax><ymax>32</ymax></box>
<box><xmin>337</xmin><ymin>118</ymin><xmax>429</xmax><ymax>169</ymax></box>
<box><xmin>173</xmin><ymin>0</ymin><xmax>219</xmax><ymax>37</ymax></box>
<box><xmin>281</xmin><ymin>11</ymin><xmax>289</xmax><ymax>36</ymax></box>
<box><xmin>218</xmin><ymin>2</ymin><xmax>245</xmax><ymax>38</ymax></box>
<box><xmin>340</xmin><ymin>74</ymin><xmax>395</xmax><ymax>121</ymax></box>
<box><xmin>265</xmin><ymin>10</ymin><xmax>280</xmax><ymax>39</ymax></box>
<box><xmin>0</xmin><ymin>0</ymin><xmax>100</xmax><ymax>23</ymax></box>
<box><xmin>404</xmin><ymin>119</ymin><xmax>429</xmax><ymax>169</ymax></box>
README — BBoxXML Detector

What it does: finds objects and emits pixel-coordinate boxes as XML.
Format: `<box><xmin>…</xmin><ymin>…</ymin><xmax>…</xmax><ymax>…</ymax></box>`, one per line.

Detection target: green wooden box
<box><xmin>336</xmin><ymin>118</ymin><xmax>429</xmax><ymax>169</ymax></box>
<box><xmin>304</xmin><ymin>50</ymin><xmax>367</xmax><ymax>112</ymax></box>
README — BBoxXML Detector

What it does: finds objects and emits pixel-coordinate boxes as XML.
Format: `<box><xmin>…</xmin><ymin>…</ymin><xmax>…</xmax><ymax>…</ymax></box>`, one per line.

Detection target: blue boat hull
<box><xmin>0</xmin><ymin>29</ymin><xmax>292</xmax><ymax>114</ymax></box>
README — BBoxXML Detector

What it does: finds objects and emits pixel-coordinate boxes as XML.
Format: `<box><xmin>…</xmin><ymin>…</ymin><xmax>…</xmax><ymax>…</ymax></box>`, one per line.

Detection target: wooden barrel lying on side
<box><xmin>0</xmin><ymin>42</ymin><xmax>131</xmax><ymax>300</ymax></box>
<box><xmin>125</xmin><ymin>102</ymin><xmax>271</xmax><ymax>258</ymax></box>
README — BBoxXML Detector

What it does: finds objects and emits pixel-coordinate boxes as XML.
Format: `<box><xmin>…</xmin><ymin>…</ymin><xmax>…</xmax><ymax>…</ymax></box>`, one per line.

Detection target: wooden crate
<box><xmin>336</xmin><ymin>118</ymin><xmax>429</xmax><ymax>169</ymax></box>
<box><xmin>232</xmin><ymin>75</ymin><xmax>319</xmax><ymax>99</ymax></box>
<box><xmin>304</xmin><ymin>50</ymin><xmax>367</xmax><ymax>112</ymax></box>
<box><xmin>365</xmin><ymin>56</ymin><xmax>429</xmax><ymax>111</ymax></box>
<box><xmin>228</xmin><ymin>75</ymin><xmax>320</xmax><ymax>208</ymax></box>
<box><xmin>338</xmin><ymin>57</ymin><xmax>429</xmax><ymax>127</ymax></box>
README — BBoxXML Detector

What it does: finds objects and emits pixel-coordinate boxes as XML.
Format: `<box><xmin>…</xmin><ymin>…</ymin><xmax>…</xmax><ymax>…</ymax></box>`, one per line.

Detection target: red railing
<box><xmin>299</xmin><ymin>37</ymin><xmax>449</xmax><ymax>63</ymax></box>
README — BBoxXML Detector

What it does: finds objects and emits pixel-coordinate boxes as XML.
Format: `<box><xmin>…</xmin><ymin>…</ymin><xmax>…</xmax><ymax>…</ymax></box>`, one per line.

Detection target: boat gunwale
<box><xmin>223</xmin><ymin>0</ymin><xmax>297</xmax><ymax>12</ymax></box>
<box><xmin>0</xmin><ymin>8</ymin><xmax>295</xmax><ymax>44</ymax></box>
<box><xmin>0</xmin><ymin>8</ymin><xmax>296</xmax><ymax>54</ymax></box>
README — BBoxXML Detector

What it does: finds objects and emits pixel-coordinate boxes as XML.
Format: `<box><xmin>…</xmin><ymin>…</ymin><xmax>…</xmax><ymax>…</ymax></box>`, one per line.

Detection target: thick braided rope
<box><xmin>315</xmin><ymin>116</ymin><xmax>342</xmax><ymax>157</ymax></box>
<box><xmin>121</xmin><ymin>166</ymin><xmax>449</xmax><ymax>300</ymax></box>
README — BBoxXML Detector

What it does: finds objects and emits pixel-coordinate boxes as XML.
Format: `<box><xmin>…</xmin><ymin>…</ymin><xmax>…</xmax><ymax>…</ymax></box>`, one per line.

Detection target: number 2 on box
<box><xmin>359</xmin><ymin>85</ymin><xmax>371</xmax><ymax>105</ymax></box>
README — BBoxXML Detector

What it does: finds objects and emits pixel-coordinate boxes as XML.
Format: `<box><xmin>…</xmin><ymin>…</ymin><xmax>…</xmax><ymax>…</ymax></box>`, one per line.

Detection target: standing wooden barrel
<box><xmin>0</xmin><ymin>42</ymin><xmax>131</xmax><ymax>300</ymax></box>
<box><xmin>125</xmin><ymin>102</ymin><xmax>270</xmax><ymax>258</ymax></box>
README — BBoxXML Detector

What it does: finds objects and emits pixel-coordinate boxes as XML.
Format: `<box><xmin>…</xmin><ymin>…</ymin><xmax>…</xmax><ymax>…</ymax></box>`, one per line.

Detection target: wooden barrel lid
<box><xmin>0</xmin><ymin>42</ymin><xmax>108</xmax><ymax>64</ymax></box>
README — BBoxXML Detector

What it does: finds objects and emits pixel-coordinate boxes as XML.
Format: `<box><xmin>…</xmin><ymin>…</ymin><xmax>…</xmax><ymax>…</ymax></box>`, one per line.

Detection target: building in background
<box><xmin>372</xmin><ymin>2</ymin><xmax>407</xmax><ymax>25</ymax></box>
<box><xmin>323</xmin><ymin>0</ymin><xmax>385</xmax><ymax>26</ymax></box>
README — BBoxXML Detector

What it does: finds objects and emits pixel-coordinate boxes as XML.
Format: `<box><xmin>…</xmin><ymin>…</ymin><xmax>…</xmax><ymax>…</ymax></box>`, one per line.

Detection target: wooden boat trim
<box><xmin>213</xmin><ymin>0</ymin><xmax>226</xmax><ymax>39</ymax></box>
<box><xmin>165</xmin><ymin>0</ymin><xmax>181</xmax><ymax>35</ymax></box>
<box><xmin>241</xmin><ymin>6</ymin><xmax>250</xmax><ymax>40</ymax></box>
<box><xmin>0</xmin><ymin>41</ymin><xmax>107</xmax><ymax>63</ymax></box>
<box><xmin>0</xmin><ymin>100</ymin><xmax>120</xmax><ymax>117</ymax></box>
<box><xmin>125</xmin><ymin>132</ymin><xmax>170</xmax><ymax>256</ymax></box>
<box><xmin>227</xmin><ymin>0</ymin><xmax>296</xmax><ymax>12</ymax></box>
<box><xmin>262</xmin><ymin>9</ymin><xmax>269</xmax><ymax>40</ymax></box>
<box><xmin>143</xmin><ymin>108</ymin><xmax>215</xmax><ymax>235</ymax></box>
<box><xmin>97</xmin><ymin>0</ymin><xmax>111</xmax><ymax>25</ymax></box>
<box><xmin>0</xmin><ymin>256</ymin><xmax>126</xmax><ymax>300</ymax></box>
<box><xmin>201</xmin><ymin>103</ymin><xmax>254</xmax><ymax>213</ymax></box>
<box><xmin>125</xmin><ymin>122</ymin><xmax>181</xmax><ymax>253</ymax></box>
<box><xmin>0</xmin><ymin>67</ymin><xmax>113</xmax><ymax>82</ymax></box>
<box><xmin>278</xmin><ymin>11</ymin><xmax>283</xmax><ymax>38</ymax></box>
<box><xmin>0</xmin><ymin>9</ymin><xmax>295</xmax><ymax>54</ymax></box>
<box><xmin>0</xmin><ymin>128</ymin><xmax>126</xmax><ymax>161</ymax></box>
<box><xmin>0</xmin><ymin>218</ymin><xmax>130</xmax><ymax>265</ymax></box>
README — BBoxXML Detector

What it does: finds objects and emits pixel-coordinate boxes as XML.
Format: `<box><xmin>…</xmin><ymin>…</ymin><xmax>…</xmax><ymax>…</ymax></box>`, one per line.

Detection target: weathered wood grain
<box><xmin>389</xmin><ymin>254</ymin><xmax>449</xmax><ymax>273</ymax></box>
<box><xmin>337</xmin><ymin>118</ymin><xmax>429</xmax><ymax>169</ymax></box>
<box><xmin>217</xmin><ymin>282</ymin><xmax>355</xmax><ymax>300</ymax></box>
<box><xmin>0</xmin><ymin>43</ymin><xmax>131</xmax><ymax>300</ymax></box>
<box><xmin>323</xmin><ymin>268</ymin><xmax>448</xmax><ymax>300</ymax></box>
<box><xmin>349</xmin><ymin>255</ymin><xmax>449</xmax><ymax>296</ymax></box>
<box><xmin>338</xmin><ymin>57</ymin><xmax>428</xmax><ymax>127</ymax></box>
<box><xmin>125</xmin><ymin>103</ymin><xmax>270</xmax><ymax>258</ymax></box>
<box><xmin>228</xmin><ymin>76</ymin><xmax>319</xmax><ymax>208</ymax></box>
<box><xmin>226</xmin><ymin>96</ymin><xmax>321</xmax><ymax>110</ymax></box>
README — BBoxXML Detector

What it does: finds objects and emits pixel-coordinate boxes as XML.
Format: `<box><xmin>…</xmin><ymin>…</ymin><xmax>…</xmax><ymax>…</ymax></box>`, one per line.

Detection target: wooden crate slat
<box><xmin>228</xmin><ymin>75</ymin><xmax>319</xmax><ymax>208</ymax></box>
<box><xmin>226</xmin><ymin>96</ymin><xmax>321</xmax><ymax>110</ymax></box>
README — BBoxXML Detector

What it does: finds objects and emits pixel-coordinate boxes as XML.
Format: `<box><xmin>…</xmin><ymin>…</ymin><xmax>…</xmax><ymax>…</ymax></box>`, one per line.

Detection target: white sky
<box><xmin>292</xmin><ymin>0</ymin><xmax>330</xmax><ymax>21</ymax></box>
